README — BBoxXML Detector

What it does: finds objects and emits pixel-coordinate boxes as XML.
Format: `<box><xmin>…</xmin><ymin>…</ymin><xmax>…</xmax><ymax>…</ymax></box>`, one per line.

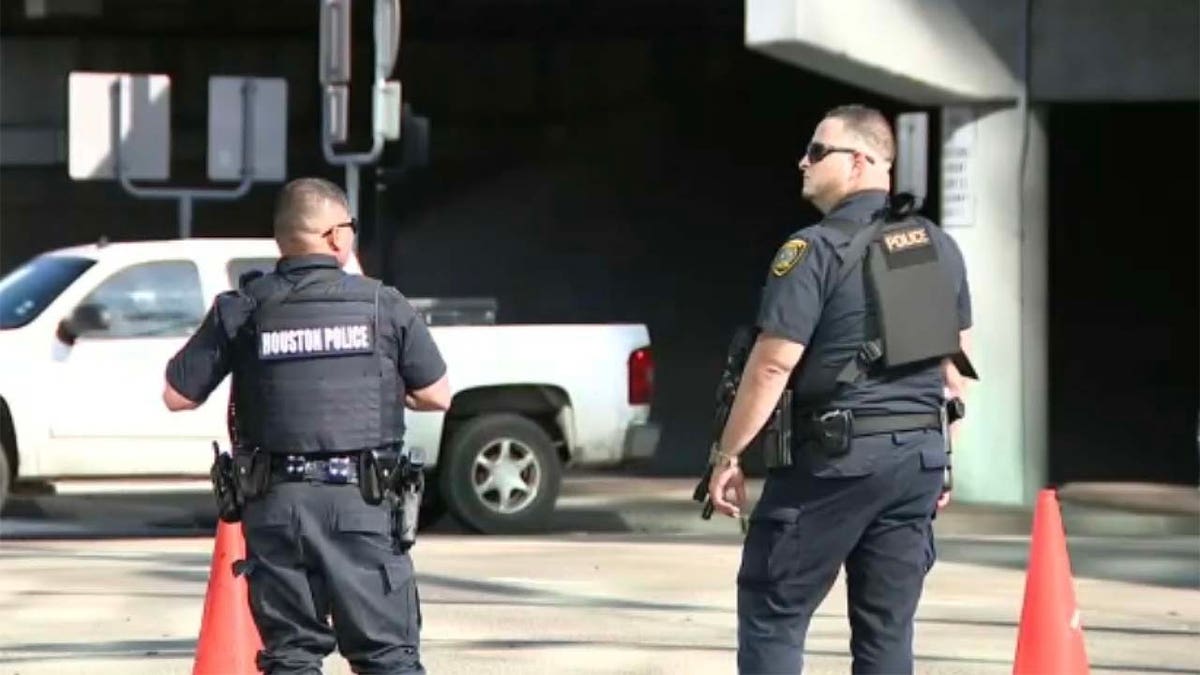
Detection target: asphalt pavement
<box><xmin>0</xmin><ymin>472</ymin><xmax>1197</xmax><ymax>674</ymax></box>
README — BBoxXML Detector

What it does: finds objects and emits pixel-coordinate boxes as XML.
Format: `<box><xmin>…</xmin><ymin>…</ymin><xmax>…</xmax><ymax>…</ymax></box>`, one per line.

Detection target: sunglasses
<box><xmin>804</xmin><ymin>142</ymin><xmax>876</xmax><ymax>165</ymax></box>
<box><xmin>322</xmin><ymin>218</ymin><xmax>357</xmax><ymax>238</ymax></box>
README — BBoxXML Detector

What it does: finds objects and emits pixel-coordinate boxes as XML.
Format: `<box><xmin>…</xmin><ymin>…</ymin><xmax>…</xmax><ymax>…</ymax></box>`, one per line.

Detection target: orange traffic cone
<box><xmin>1013</xmin><ymin>488</ymin><xmax>1090</xmax><ymax>674</ymax></box>
<box><xmin>193</xmin><ymin>519</ymin><xmax>263</xmax><ymax>675</ymax></box>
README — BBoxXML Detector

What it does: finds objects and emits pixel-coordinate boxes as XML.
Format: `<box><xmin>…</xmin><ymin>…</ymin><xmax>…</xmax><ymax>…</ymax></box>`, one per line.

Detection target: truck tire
<box><xmin>0</xmin><ymin>438</ymin><xmax>10</xmax><ymax>514</ymax></box>
<box><xmin>439</xmin><ymin>414</ymin><xmax>561</xmax><ymax>534</ymax></box>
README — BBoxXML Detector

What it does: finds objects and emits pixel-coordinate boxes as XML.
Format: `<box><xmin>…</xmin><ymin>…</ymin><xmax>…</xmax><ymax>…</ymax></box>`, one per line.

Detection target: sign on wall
<box><xmin>941</xmin><ymin>106</ymin><xmax>976</xmax><ymax>228</ymax></box>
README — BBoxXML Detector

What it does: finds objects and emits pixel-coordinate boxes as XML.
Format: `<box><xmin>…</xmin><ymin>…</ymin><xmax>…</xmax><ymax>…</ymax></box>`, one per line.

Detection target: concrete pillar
<box><xmin>941</xmin><ymin>103</ymin><xmax>1048</xmax><ymax>505</ymax></box>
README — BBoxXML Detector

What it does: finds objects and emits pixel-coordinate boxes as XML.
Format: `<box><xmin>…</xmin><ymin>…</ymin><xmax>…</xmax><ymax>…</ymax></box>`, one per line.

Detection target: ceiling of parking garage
<box><xmin>1</xmin><ymin>0</ymin><xmax>743</xmax><ymax>39</ymax></box>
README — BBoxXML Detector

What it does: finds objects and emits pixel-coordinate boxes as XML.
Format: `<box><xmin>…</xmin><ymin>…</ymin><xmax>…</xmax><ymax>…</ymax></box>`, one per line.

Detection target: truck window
<box><xmin>226</xmin><ymin>257</ymin><xmax>278</xmax><ymax>288</ymax></box>
<box><xmin>0</xmin><ymin>255</ymin><xmax>96</xmax><ymax>330</ymax></box>
<box><xmin>76</xmin><ymin>260</ymin><xmax>206</xmax><ymax>339</ymax></box>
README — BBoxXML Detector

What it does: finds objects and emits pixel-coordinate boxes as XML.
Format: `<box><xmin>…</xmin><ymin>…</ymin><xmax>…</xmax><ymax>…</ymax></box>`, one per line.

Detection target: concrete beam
<box><xmin>747</xmin><ymin>0</ymin><xmax>1199</xmax><ymax>105</ymax></box>
<box><xmin>746</xmin><ymin>0</ymin><xmax>1023</xmax><ymax>105</ymax></box>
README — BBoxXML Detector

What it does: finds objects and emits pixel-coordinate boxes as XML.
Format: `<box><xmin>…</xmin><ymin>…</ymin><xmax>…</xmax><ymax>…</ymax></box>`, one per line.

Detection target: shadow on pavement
<box><xmin>0</xmin><ymin>638</ymin><xmax>197</xmax><ymax>663</ymax></box>
<box><xmin>425</xmin><ymin>637</ymin><xmax>730</xmax><ymax>652</ymax></box>
<box><xmin>933</xmin><ymin>536</ymin><xmax>1200</xmax><ymax>591</ymax></box>
<box><xmin>418</xmin><ymin>572</ymin><xmax>717</xmax><ymax>614</ymax></box>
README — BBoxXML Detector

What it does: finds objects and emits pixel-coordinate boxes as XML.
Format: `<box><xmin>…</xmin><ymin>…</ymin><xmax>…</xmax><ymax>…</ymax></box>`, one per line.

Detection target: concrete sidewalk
<box><xmin>2</xmin><ymin>534</ymin><xmax>1197</xmax><ymax>675</ymax></box>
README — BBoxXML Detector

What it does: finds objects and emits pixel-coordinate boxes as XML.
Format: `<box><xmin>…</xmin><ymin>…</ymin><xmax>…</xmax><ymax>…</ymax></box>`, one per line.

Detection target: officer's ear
<box><xmin>844</xmin><ymin>152</ymin><xmax>865</xmax><ymax>180</ymax></box>
<box><xmin>856</xmin><ymin>151</ymin><xmax>875</xmax><ymax>174</ymax></box>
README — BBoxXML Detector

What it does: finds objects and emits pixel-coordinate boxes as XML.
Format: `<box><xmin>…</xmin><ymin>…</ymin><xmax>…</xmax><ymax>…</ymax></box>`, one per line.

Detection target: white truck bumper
<box><xmin>621</xmin><ymin>421</ymin><xmax>661</xmax><ymax>463</ymax></box>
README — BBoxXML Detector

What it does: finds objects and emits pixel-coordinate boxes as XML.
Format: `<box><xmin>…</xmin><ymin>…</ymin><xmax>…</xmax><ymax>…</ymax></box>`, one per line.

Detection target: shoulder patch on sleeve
<box><xmin>771</xmin><ymin>238</ymin><xmax>811</xmax><ymax>277</ymax></box>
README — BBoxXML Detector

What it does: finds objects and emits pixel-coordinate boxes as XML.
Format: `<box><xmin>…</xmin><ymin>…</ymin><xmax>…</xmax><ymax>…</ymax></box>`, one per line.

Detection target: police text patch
<box><xmin>882</xmin><ymin>226</ymin><xmax>931</xmax><ymax>253</ymax></box>
<box><xmin>259</xmin><ymin>323</ymin><xmax>373</xmax><ymax>360</ymax></box>
<box><xmin>879</xmin><ymin>224</ymin><xmax>939</xmax><ymax>270</ymax></box>
<box><xmin>771</xmin><ymin>239</ymin><xmax>810</xmax><ymax>276</ymax></box>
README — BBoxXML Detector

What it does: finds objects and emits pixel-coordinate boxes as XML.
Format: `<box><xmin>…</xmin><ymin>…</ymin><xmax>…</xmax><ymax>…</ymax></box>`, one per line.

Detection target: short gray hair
<box><xmin>824</xmin><ymin>104</ymin><xmax>895</xmax><ymax>163</ymax></box>
<box><xmin>272</xmin><ymin>177</ymin><xmax>350</xmax><ymax>239</ymax></box>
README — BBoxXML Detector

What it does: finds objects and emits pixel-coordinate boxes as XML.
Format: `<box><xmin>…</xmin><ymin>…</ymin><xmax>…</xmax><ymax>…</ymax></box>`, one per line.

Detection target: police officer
<box><xmin>163</xmin><ymin>177</ymin><xmax>450</xmax><ymax>674</ymax></box>
<box><xmin>707</xmin><ymin>105</ymin><xmax>974</xmax><ymax>674</ymax></box>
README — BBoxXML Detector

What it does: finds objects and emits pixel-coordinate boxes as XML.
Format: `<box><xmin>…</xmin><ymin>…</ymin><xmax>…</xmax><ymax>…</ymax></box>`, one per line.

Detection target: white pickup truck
<box><xmin>0</xmin><ymin>238</ymin><xmax>659</xmax><ymax>533</ymax></box>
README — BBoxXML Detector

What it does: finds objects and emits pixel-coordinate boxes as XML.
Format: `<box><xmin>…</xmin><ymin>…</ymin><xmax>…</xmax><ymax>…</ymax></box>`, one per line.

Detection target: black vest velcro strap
<box><xmin>835</xmin><ymin>339</ymin><xmax>883</xmax><ymax>385</ymax></box>
<box><xmin>951</xmin><ymin>350</ymin><xmax>979</xmax><ymax>380</ymax></box>
<box><xmin>829</xmin><ymin>218</ymin><xmax>884</xmax><ymax>288</ymax></box>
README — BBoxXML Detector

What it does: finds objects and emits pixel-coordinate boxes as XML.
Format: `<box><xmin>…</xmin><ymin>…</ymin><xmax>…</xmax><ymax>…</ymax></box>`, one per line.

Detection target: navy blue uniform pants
<box><xmin>241</xmin><ymin>482</ymin><xmax>424</xmax><ymax>675</ymax></box>
<box><xmin>736</xmin><ymin>430</ymin><xmax>944</xmax><ymax>674</ymax></box>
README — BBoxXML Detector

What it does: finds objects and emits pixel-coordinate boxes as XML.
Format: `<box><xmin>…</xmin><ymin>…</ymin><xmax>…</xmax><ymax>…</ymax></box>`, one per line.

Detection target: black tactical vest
<box><xmin>829</xmin><ymin>208</ymin><xmax>978</xmax><ymax>385</ymax></box>
<box><xmin>234</xmin><ymin>272</ymin><xmax>403</xmax><ymax>454</ymax></box>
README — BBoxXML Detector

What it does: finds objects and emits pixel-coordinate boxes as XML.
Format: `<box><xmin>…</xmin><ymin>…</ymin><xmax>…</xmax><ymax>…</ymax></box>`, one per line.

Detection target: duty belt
<box><xmin>799</xmin><ymin>410</ymin><xmax>941</xmax><ymax>439</ymax></box>
<box><xmin>270</xmin><ymin>453</ymin><xmax>361</xmax><ymax>485</ymax></box>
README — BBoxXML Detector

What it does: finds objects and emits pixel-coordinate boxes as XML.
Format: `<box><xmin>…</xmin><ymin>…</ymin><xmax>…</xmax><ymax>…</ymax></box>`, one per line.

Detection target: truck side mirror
<box><xmin>57</xmin><ymin>303</ymin><xmax>111</xmax><ymax>345</ymax></box>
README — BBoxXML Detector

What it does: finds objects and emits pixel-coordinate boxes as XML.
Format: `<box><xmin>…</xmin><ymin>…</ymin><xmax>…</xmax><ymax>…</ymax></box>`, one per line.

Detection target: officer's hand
<box><xmin>709</xmin><ymin>463</ymin><xmax>746</xmax><ymax>518</ymax></box>
<box><xmin>937</xmin><ymin>489</ymin><xmax>951</xmax><ymax>510</ymax></box>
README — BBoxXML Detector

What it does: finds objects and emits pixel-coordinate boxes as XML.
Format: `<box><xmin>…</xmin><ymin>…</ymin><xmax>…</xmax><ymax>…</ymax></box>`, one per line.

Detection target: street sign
<box><xmin>374</xmin><ymin>80</ymin><xmax>402</xmax><ymax>141</ymax></box>
<box><xmin>68</xmin><ymin>72</ymin><xmax>170</xmax><ymax>181</ymax></box>
<box><xmin>317</xmin><ymin>0</ymin><xmax>405</xmax><ymax>220</ymax></box>
<box><xmin>319</xmin><ymin>0</ymin><xmax>352</xmax><ymax>85</ymax></box>
<box><xmin>324</xmin><ymin>85</ymin><xmax>350</xmax><ymax>144</ymax></box>
<box><xmin>207</xmin><ymin>76</ymin><xmax>288</xmax><ymax>182</ymax></box>
<box><xmin>895</xmin><ymin>112</ymin><xmax>928</xmax><ymax>206</ymax></box>
<box><xmin>376</xmin><ymin>0</ymin><xmax>401</xmax><ymax>79</ymax></box>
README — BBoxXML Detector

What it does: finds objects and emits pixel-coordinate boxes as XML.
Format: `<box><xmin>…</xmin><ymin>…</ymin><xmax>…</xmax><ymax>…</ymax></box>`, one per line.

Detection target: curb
<box><xmin>558</xmin><ymin>475</ymin><xmax>1200</xmax><ymax>539</ymax></box>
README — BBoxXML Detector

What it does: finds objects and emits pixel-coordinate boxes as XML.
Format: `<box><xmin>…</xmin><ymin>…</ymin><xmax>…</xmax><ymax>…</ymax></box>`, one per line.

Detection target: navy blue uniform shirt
<box><xmin>166</xmin><ymin>254</ymin><xmax>446</xmax><ymax>405</ymax></box>
<box><xmin>757</xmin><ymin>189</ymin><xmax>972</xmax><ymax>416</ymax></box>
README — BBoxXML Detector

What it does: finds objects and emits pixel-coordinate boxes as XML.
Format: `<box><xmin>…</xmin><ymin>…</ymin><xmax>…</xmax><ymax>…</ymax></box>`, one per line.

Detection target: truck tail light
<box><xmin>628</xmin><ymin>347</ymin><xmax>654</xmax><ymax>405</ymax></box>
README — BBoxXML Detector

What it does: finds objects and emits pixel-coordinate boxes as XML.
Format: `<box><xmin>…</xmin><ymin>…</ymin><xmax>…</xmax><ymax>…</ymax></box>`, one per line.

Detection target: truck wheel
<box><xmin>0</xmin><ymin>439</ymin><xmax>9</xmax><ymax>513</ymax></box>
<box><xmin>439</xmin><ymin>414</ymin><xmax>561</xmax><ymax>534</ymax></box>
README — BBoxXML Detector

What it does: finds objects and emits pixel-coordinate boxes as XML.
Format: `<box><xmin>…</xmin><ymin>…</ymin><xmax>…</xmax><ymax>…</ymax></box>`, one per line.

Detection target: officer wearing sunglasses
<box><xmin>706</xmin><ymin>105</ymin><xmax>974</xmax><ymax>674</ymax></box>
<box><xmin>162</xmin><ymin>177</ymin><xmax>450</xmax><ymax>674</ymax></box>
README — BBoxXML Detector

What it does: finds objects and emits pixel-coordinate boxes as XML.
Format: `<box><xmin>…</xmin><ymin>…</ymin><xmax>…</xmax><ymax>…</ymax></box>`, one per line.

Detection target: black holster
<box><xmin>233</xmin><ymin>448</ymin><xmax>271</xmax><ymax>501</ymax></box>
<box><xmin>358</xmin><ymin>450</ymin><xmax>387</xmax><ymax>505</ymax></box>
<box><xmin>941</xmin><ymin>397</ymin><xmax>965</xmax><ymax>492</ymax></box>
<box><xmin>387</xmin><ymin>447</ymin><xmax>425</xmax><ymax>553</ymax></box>
<box><xmin>810</xmin><ymin>409</ymin><xmax>854</xmax><ymax>458</ymax></box>
<box><xmin>210</xmin><ymin>441</ymin><xmax>243</xmax><ymax>523</ymax></box>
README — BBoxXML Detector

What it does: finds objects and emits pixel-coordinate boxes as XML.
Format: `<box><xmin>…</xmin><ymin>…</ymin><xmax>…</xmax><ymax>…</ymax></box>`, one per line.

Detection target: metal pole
<box><xmin>319</xmin><ymin>0</ymin><xmax>398</xmax><ymax>224</ymax></box>
<box><xmin>318</xmin><ymin>0</ymin><xmax>389</xmax><ymax>168</ymax></box>
<box><xmin>178</xmin><ymin>194</ymin><xmax>193</xmax><ymax>239</ymax></box>
<box><xmin>346</xmin><ymin>164</ymin><xmax>360</xmax><ymax>219</ymax></box>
